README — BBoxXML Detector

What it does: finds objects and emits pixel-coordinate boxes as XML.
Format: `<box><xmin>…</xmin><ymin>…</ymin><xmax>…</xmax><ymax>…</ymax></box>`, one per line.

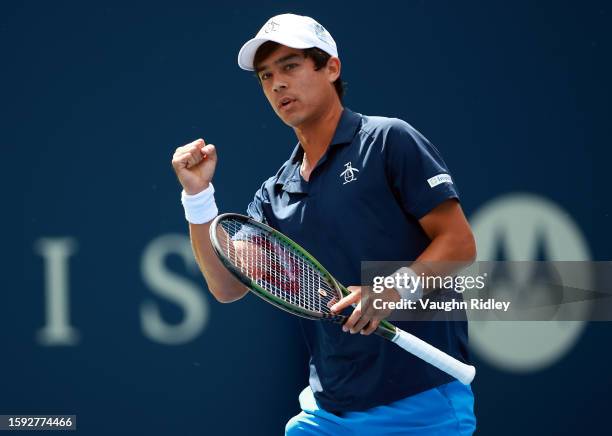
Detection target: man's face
<box><xmin>255</xmin><ymin>45</ymin><xmax>339</xmax><ymax>128</ymax></box>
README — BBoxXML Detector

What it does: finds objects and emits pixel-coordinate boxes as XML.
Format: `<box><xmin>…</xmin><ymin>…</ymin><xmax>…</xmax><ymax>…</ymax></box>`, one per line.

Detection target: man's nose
<box><xmin>272</xmin><ymin>80</ymin><xmax>288</xmax><ymax>93</ymax></box>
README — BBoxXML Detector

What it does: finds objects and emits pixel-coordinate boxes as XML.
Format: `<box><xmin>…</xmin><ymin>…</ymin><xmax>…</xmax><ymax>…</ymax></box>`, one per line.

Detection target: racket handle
<box><xmin>391</xmin><ymin>328</ymin><xmax>476</xmax><ymax>385</ymax></box>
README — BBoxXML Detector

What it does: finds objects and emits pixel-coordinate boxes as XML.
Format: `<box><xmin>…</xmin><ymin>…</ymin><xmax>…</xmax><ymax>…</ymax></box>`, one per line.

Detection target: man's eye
<box><xmin>284</xmin><ymin>63</ymin><xmax>298</xmax><ymax>71</ymax></box>
<box><xmin>260</xmin><ymin>72</ymin><xmax>271</xmax><ymax>80</ymax></box>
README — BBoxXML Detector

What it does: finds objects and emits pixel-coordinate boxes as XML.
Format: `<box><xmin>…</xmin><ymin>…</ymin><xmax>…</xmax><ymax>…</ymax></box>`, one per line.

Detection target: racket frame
<box><xmin>210</xmin><ymin>213</ymin><xmax>398</xmax><ymax>340</ymax></box>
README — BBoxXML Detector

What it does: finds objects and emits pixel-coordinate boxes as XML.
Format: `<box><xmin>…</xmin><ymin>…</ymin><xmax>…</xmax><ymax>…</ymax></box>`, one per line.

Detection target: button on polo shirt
<box><xmin>247</xmin><ymin>108</ymin><xmax>469</xmax><ymax>413</ymax></box>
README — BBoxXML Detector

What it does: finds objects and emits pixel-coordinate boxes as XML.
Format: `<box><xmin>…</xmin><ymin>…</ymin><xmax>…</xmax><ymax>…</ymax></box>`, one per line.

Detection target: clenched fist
<box><xmin>171</xmin><ymin>138</ymin><xmax>217</xmax><ymax>195</ymax></box>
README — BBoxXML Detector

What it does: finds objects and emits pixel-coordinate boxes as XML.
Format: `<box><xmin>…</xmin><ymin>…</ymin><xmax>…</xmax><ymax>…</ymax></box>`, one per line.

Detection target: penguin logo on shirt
<box><xmin>340</xmin><ymin>162</ymin><xmax>359</xmax><ymax>184</ymax></box>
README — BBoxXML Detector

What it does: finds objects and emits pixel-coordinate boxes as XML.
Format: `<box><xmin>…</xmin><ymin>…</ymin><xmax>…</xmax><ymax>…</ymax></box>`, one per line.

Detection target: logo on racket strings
<box><xmin>251</xmin><ymin>236</ymin><xmax>300</xmax><ymax>293</ymax></box>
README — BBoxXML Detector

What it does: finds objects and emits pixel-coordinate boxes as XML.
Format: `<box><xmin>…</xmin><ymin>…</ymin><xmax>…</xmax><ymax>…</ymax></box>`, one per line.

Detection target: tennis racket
<box><xmin>209</xmin><ymin>213</ymin><xmax>475</xmax><ymax>385</ymax></box>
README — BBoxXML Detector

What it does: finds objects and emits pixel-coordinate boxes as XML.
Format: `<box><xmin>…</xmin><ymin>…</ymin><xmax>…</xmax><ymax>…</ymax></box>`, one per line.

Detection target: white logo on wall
<box><xmin>340</xmin><ymin>162</ymin><xmax>359</xmax><ymax>184</ymax></box>
<box><xmin>469</xmin><ymin>193</ymin><xmax>591</xmax><ymax>372</ymax></box>
<box><xmin>35</xmin><ymin>234</ymin><xmax>210</xmax><ymax>346</ymax></box>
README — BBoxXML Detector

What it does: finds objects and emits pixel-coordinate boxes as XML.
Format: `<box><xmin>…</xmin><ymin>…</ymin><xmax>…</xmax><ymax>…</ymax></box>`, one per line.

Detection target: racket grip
<box><xmin>391</xmin><ymin>328</ymin><xmax>476</xmax><ymax>385</ymax></box>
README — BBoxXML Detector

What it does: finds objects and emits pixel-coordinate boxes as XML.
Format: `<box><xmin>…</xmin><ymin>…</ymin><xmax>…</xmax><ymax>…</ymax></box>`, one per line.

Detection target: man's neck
<box><xmin>294</xmin><ymin>100</ymin><xmax>344</xmax><ymax>177</ymax></box>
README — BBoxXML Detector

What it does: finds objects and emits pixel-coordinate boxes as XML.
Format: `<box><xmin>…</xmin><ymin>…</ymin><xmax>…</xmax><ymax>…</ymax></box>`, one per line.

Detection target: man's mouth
<box><xmin>278</xmin><ymin>97</ymin><xmax>295</xmax><ymax>110</ymax></box>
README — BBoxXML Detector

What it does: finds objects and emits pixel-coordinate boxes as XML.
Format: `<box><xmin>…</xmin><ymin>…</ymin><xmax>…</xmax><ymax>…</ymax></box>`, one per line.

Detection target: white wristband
<box><xmin>181</xmin><ymin>184</ymin><xmax>218</xmax><ymax>224</ymax></box>
<box><xmin>391</xmin><ymin>267</ymin><xmax>423</xmax><ymax>302</ymax></box>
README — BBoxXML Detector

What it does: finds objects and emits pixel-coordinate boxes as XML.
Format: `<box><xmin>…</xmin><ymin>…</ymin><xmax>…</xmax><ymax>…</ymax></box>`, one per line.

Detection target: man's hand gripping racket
<box><xmin>210</xmin><ymin>213</ymin><xmax>476</xmax><ymax>385</ymax></box>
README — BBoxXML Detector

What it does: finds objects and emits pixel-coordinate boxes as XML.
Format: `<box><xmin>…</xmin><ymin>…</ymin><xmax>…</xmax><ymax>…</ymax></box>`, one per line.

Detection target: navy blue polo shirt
<box><xmin>246</xmin><ymin>108</ymin><xmax>470</xmax><ymax>413</ymax></box>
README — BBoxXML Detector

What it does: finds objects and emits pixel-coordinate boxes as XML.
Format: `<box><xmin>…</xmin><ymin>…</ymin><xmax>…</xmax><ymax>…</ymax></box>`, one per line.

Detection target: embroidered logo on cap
<box><xmin>312</xmin><ymin>23</ymin><xmax>332</xmax><ymax>45</ymax></box>
<box><xmin>263</xmin><ymin>20</ymin><xmax>280</xmax><ymax>33</ymax></box>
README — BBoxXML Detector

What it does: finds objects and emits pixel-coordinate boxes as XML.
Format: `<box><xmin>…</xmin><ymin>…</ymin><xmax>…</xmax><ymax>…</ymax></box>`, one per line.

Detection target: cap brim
<box><xmin>237</xmin><ymin>36</ymin><xmax>314</xmax><ymax>71</ymax></box>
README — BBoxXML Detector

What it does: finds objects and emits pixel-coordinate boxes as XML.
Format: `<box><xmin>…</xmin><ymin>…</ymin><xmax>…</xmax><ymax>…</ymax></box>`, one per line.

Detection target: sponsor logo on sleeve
<box><xmin>427</xmin><ymin>173</ymin><xmax>453</xmax><ymax>188</ymax></box>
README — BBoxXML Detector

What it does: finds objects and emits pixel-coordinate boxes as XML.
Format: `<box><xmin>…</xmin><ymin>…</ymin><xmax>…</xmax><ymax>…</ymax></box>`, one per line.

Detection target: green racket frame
<box><xmin>209</xmin><ymin>213</ymin><xmax>398</xmax><ymax>341</ymax></box>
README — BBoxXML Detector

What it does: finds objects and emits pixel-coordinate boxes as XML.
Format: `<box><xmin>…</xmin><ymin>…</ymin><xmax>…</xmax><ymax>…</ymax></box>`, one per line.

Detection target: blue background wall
<box><xmin>5</xmin><ymin>0</ymin><xmax>610</xmax><ymax>434</ymax></box>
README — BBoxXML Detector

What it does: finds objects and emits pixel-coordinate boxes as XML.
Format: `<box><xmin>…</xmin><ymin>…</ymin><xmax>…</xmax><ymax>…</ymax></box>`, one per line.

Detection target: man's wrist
<box><xmin>181</xmin><ymin>183</ymin><xmax>218</xmax><ymax>224</ymax></box>
<box><xmin>391</xmin><ymin>266</ymin><xmax>423</xmax><ymax>302</ymax></box>
<box><xmin>184</xmin><ymin>182</ymin><xmax>210</xmax><ymax>196</ymax></box>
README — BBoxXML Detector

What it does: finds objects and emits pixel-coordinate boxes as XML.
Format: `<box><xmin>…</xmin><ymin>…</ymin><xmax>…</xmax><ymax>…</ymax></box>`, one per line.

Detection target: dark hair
<box><xmin>253</xmin><ymin>41</ymin><xmax>345</xmax><ymax>100</ymax></box>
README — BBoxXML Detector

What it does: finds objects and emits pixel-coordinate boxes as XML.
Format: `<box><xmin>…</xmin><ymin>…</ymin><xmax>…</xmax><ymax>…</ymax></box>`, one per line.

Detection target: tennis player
<box><xmin>172</xmin><ymin>13</ymin><xmax>476</xmax><ymax>435</ymax></box>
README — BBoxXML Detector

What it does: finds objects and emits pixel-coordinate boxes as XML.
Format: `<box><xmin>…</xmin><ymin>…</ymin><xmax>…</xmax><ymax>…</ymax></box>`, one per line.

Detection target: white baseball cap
<box><xmin>237</xmin><ymin>13</ymin><xmax>338</xmax><ymax>71</ymax></box>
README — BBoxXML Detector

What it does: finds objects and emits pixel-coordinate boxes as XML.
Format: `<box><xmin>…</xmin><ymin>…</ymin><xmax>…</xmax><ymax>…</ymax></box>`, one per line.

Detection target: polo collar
<box><xmin>329</xmin><ymin>107</ymin><xmax>362</xmax><ymax>147</ymax></box>
<box><xmin>276</xmin><ymin>108</ymin><xmax>362</xmax><ymax>191</ymax></box>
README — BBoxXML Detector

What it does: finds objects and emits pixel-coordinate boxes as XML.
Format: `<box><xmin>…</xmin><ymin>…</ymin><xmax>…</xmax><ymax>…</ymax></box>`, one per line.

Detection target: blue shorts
<box><xmin>285</xmin><ymin>381</ymin><xmax>476</xmax><ymax>435</ymax></box>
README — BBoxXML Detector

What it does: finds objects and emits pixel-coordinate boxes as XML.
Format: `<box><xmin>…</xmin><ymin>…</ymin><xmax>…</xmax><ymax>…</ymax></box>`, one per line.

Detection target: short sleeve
<box><xmin>246</xmin><ymin>178</ymin><xmax>272</xmax><ymax>224</ymax></box>
<box><xmin>384</xmin><ymin>119</ymin><xmax>459</xmax><ymax>219</ymax></box>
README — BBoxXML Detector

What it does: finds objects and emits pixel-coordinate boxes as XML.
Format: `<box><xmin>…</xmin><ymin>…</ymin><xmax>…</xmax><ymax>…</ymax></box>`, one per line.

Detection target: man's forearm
<box><xmin>189</xmin><ymin>221</ymin><xmax>249</xmax><ymax>303</ymax></box>
<box><xmin>411</xmin><ymin>231</ymin><xmax>476</xmax><ymax>292</ymax></box>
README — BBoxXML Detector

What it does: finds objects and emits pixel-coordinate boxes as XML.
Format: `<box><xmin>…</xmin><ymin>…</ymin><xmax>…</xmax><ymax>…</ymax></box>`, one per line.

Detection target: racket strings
<box><xmin>217</xmin><ymin>219</ymin><xmax>338</xmax><ymax>314</ymax></box>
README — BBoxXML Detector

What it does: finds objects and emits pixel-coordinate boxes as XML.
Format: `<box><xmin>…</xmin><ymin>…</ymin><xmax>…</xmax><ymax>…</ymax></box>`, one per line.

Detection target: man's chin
<box><xmin>279</xmin><ymin>111</ymin><xmax>310</xmax><ymax>128</ymax></box>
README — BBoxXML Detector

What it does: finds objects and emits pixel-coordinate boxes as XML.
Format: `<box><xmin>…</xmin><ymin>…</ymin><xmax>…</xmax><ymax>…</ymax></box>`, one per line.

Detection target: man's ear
<box><xmin>326</xmin><ymin>57</ymin><xmax>341</xmax><ymax>82</ymax></box>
